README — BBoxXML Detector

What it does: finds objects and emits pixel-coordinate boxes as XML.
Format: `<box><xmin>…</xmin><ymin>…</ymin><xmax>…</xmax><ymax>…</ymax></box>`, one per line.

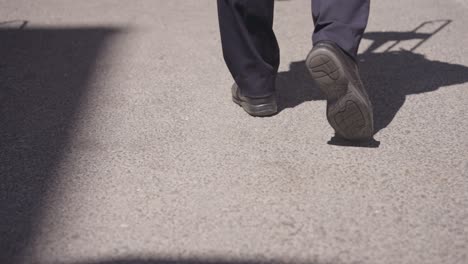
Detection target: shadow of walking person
<box><xmin>360</xmin><ymin>50</ymin><xmax>468</xmax><ymax>133</ymax></box>
<box><xmin>276</xmin><ymin>25</ymin><xmax>468</xmax><ymax>145</ymax></box>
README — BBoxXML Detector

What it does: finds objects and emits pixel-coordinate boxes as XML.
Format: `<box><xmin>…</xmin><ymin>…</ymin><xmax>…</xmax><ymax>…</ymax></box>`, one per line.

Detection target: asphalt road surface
<box><xmin>0</xmin><ymin>1</ymin><xmax>467</xmax><ymax>264</ymax></box>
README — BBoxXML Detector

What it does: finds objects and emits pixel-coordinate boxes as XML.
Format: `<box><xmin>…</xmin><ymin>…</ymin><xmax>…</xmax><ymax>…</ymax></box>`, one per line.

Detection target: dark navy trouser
<box><xmin>217</xmin><ymin>0</ymin><xmax>370</xmax><ymax>97</ymax></box>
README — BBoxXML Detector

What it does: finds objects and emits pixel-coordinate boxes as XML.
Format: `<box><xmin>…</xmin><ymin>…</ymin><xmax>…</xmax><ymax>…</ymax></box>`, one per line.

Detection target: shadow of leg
<box><xmin>276</xmin><ymin>49</ymin><xmax>468</xmax><ymax>141</ymax></box>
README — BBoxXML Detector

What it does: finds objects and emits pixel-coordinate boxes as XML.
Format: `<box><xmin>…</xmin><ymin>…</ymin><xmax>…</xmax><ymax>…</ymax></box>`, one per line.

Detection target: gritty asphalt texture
<box><xmin>0</xmin><ymin>1</ymin><xmax>467</xmax><ymax>264</ymax></box>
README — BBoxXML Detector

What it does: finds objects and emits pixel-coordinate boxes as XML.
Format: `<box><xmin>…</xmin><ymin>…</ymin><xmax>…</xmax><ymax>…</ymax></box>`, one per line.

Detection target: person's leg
<box><xmin>217</xmin><ymin>0</ymin><xmax>279</xmax><ymax>98</ymax></box>
<box><xmin>311</xmin><ymin>0</ymin><xmax>370</xmax><ymax>59</ymax></box>
<box><xmin>306</xmin><ymin>0</ymin><xmax>373</xmax><ymax>140</ymax></box>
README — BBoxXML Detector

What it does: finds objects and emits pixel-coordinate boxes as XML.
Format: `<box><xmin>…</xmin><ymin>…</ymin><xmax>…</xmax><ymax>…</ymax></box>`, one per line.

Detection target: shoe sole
<box><xmin>306</xmin><ymin>47</ymin><xmax>373</xmax><ymax>140</ymax></box>
<box><xmin>232</xmin><ymin>96</ymin><xmax>278</xmax><ymax>117</ymax></box>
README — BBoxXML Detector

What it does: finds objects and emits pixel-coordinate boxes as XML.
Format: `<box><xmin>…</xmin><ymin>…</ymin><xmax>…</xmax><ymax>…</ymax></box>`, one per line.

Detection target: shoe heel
<box><xmin>306</xmin><ymin>51</ymin><xmax>347</xmax><ymax>100</ymax></box>
<box><xmin>233</xmin><ymin>92</ymin><xmax>278</xmax><ymax>117</ymax></box>
<box><xmin>242</xmin><ymin>101</ymin><xmax>278</xmax><ymax>117</ymax></box>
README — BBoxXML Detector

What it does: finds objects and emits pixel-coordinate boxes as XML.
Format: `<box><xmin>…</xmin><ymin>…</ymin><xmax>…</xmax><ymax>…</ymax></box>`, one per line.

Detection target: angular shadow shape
<box><xmin>277</xmin><ymin>31</ymin><xmax>468</xmax><ymax>135</ymax></box>
<box><xmin>360</xmin><ymin>50</ymin><xmax>468</xmax><ymax>132</ymax></box>
<box><xmin>0</xmin><ymin>27</ymin><xmax>121</xmax><ymax>263</ymax></box>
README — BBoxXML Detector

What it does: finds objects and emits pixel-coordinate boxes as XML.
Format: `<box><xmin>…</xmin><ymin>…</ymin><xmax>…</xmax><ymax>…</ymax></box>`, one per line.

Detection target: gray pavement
<box><xmin>0</xmin><ymin>1</ymin><xmax>467</xmax><ymax>264</ymax></box>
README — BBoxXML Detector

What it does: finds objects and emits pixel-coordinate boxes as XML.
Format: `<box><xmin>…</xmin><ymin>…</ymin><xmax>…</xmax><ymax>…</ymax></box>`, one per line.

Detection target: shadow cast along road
<box><xmin>276</xmin><ymin>29</ymin><xmax>468</xmax><ymax>138</ymax></box>
<box><xmin>0</xmin><ymin>26</ymin><xmax>121</xmax><ymax>263</ymax></box>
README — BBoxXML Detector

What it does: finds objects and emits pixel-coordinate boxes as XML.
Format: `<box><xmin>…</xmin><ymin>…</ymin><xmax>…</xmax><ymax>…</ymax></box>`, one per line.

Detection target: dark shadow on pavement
<box><xmin>0</xmin><ymin>26</ymin><xmax>121</xmax><ymax>263</ymax></box>
<box><xmin>276</xmin><ymin>29</ymin><xmax>468</xmax><ymax>144</ymax></box>
<box><xmin>69</xmin><ymin>257</ymin><xmax>332</xmax><ymax>264</ymax></box>
<box><xmin>327</xmin><ymin>136</ymin><xmax>380</xmax><ymax>148</ymax></box>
